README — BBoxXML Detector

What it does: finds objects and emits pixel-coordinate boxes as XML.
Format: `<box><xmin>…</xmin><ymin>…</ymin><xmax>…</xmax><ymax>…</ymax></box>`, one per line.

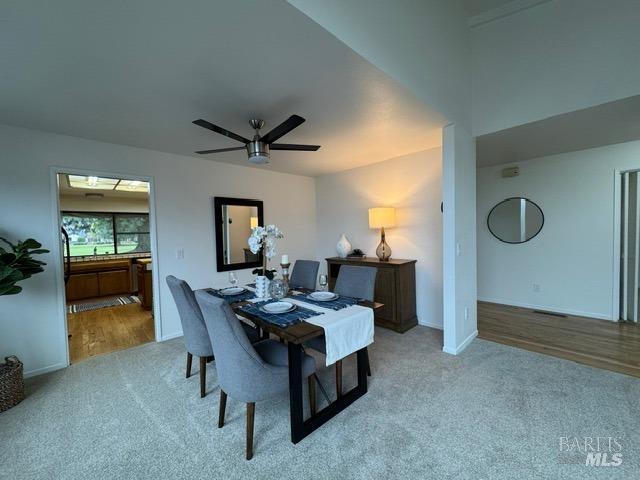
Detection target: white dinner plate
<box><xmin>307</xmin><ymin>291</ymin><xmax>338</xmax><ymax>302</ymax></box>
<box><xmin>260</xmin><ymin>301</ymin><xmax>296</xmax><ymax>314</ymax></box>
<box><xmin>218</xmin><ymin>286</ymin><xmax>246</xmax><ymax>296</ymax></box>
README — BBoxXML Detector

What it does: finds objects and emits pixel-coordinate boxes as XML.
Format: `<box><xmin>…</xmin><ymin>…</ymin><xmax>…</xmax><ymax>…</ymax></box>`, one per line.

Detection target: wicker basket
<box><xmin>0</xmin><ymin>356</ymin><xmax>25</xmax><ymax>412</ymax></box>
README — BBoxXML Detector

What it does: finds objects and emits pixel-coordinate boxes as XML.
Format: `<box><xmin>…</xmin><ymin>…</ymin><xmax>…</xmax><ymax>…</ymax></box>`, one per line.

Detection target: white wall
<box><xmin>477</xmin><ymin>140</ymin><xmax>640</xmax><ymax>320</ymax></box>
<box><xmin>59</xmin><ymin>194</ymin><xmax>149</xmax><ymax>213</ymax></box>
<box><xmin>0</xmin><ymin>124</ymin><xmax>316</xmax><ymax>376</ymax></box>
<box><xmin>315</xmin><ymin>148</ymin><xmax>443</xmax><ymax>328</ymax></box>
<box><xmin>289</xmin><ymin>0</ymin><xmax>479</xmax><ymax>353</ymax></box>
<box><xmin>443</xmin><ymin>124</ymin><xmax>478</xmax><ymax>354</ymax></box>
<box><xmin>288</xmin><ymin>0</ymin><xmax>470</xmax><ymax>130</ymax></box>
<box><xmin>472</xmin><ymin>0</ymin><xmax>640</xmax><ymax>135</ymax></box>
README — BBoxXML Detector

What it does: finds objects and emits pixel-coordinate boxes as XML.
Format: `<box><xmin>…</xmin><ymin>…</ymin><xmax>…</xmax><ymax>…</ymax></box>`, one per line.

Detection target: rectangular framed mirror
<box><xmin>214</xmin><ymin>197</ymin><xmax>264</xmax><ymax>272</ymax></box>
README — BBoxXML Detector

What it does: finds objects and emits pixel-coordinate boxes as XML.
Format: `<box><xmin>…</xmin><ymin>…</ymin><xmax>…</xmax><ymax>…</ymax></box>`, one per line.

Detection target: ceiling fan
<box><xmin>192</xmin><ymin>115</ymin><xmax>320</xmax><ymax>164</ymax></box>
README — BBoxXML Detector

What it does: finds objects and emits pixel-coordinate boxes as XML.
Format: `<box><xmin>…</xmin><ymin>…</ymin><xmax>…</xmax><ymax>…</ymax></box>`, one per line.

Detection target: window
<box><xmin>62</xmin><ymin>212</ymin><xmax>150</xmax><ymax>256</ymax></box>
<box><xmin>114</xmin><ymin>214</ymin><xmax>150</xmax><ymax>254</ymax></box>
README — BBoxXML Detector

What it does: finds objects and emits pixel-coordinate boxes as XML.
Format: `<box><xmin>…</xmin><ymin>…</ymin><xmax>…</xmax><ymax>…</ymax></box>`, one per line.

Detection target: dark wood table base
<box><xmin>232</xmin><ymin>289</ymin><xmax>379</xmax><ymax>444</ymax></box>
<box><xmin>287</xmin><ymin>343</ymin><xmax>368</xmax><ymax>444</ymax></box>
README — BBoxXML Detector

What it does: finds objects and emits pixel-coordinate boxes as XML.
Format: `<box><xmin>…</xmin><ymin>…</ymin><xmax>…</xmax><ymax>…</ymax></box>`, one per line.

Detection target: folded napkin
<box><xmin>204</xmin><ymin>288</ymin><xmax>255</xmax><ymax>304</ymax></box>
<box><xmin>291</xmin><ymin>293</ymin><xmax>360</xmax><ymax>311</ymax></box>
<box><xmin>238</xmin><ymin>299</ymin><xmax>323</xmax><ymax>327</ymax></box>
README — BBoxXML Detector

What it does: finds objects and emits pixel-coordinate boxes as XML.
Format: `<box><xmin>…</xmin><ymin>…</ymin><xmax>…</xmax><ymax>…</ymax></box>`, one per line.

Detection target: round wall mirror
<box><xmin>487</xmin><ymin>197</ymin><xmax>544</xmax><ymax>244</ymax></box>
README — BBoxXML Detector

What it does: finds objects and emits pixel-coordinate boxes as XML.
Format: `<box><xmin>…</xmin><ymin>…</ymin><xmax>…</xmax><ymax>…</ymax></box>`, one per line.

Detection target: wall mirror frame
<box><xmin>214</xmin><ymin>197</ymin><xmax>263</xmax><ymax>272</ymax></box>
<box><xmin>487</xmin><ymin>197</ymin><xmax>544</xmax><ymax>244</ymax></box>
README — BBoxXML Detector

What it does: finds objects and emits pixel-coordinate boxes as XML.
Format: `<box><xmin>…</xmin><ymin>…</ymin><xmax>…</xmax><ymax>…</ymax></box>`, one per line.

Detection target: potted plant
<box><xmin>248</xmin><ymin>225</ymin><xmax>283</xmax><ymax>298</ymax></box>
<box><xmin>0</xmin><ymin>237</ymin><xmax>49</xmax><ymax>412</ymax></box>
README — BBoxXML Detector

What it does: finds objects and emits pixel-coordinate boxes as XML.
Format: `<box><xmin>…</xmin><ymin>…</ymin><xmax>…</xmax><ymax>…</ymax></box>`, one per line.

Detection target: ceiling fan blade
<box><xmin>260</xmin><ymin>115</ymin><xmax>306</xmax><ymax>144</ymax></box>
<box><xmin>270</xmin><ymin>143</ymin><xmax>321</xmax><ymax>151</ymax></box>
<box><xmin>193</xmin><ymin>119</ymin><xmax>250</xmax><ymax>144</ymax></box>
<box><xmin>195</xmin><ymin>146</ymin><xmax>246</xmax><ymax>155</ymax></box>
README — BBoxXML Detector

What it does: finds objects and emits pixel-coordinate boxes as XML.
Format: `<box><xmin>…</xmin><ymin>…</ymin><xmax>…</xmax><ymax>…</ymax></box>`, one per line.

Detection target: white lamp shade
<box><xmin>368</xmin><ymin>207</ymin><xmax>396</xmax><ymax>229</ymax></box>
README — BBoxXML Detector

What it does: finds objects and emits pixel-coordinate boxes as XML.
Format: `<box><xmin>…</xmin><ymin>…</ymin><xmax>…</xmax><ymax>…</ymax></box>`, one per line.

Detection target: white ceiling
<box><xmin>476</xmin><ymin>95</ymin><xmax>640</xmax><ymax>167</ymax></box>
<box><xmin>0</xmin><ymin>0</ymin><xmax>444</xmax><ymax>177</ymax></box>
<box><xmin>462</xmin><ymin>0</ymin><xmax>517</xmax><ymax>17</ymax></box>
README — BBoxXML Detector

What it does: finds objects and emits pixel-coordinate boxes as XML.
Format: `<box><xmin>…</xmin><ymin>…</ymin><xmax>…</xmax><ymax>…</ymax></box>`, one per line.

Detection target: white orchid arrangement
<box><xmin>248</xmin><ymin>224</ymin><xmax>284</xmax><ymax>279</ymax></box>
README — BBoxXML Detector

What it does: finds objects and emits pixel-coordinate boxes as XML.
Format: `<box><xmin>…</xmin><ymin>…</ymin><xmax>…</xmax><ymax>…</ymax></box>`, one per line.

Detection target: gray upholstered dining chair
<box><xmin>195</xmin><ymin>290</ymin><xmax>316</xmax><ymax>460</ymax></box>
<box><xmin>166</xmin><ymin>275</ymin><xmax>259</xmax><ymax>398</ymax></box>
<box><xmin>289</xmin><ymin>259</ymin><xmax>320</xmax><ymax>290</ymax></box>
<box><xmin>304</xmin><ymin>265</ymin><xmax>377</xmax><ymax>397</ymax></box>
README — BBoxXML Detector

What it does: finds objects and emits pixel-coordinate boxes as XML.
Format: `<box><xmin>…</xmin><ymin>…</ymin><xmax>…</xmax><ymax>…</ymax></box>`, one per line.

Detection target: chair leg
<box><xmin>186</xmin><ymin>352</ymin><xmax>193</xmax><ymax>378</ymax></box>
<box><xmin>246</xmin><ymin>402</ymin><xmax>255</xmax><ymax>460</ymax></box>
<box><xmin>308</xmin><ymin>376</ymin><xmax>317</xmax><ymax>415</ymax></box>
<box><xmin>218</xmin><ymin>390</ymin><xmax>227</xmax><ymax>428</ymax></box>
<box><xmin>335</xmin><ymin>360</ymin><xmax>342</xmax><ymax>398</ymax></box>
<box><xmin>199</xmin><ymin>356</ymin><xmax>206</xmax><ymax>398</ymax></box>
<box><xmin>365</xmin><ymin>348</ymin><xmax>372</xmax><ymax>377</ymax></box>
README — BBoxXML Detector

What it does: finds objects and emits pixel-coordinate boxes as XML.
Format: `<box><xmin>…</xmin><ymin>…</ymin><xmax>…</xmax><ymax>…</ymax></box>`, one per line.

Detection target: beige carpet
<box><xmin>1</xmin><ymin>326</ymin><xmax>638</xmax><ymax>479</ymax></box>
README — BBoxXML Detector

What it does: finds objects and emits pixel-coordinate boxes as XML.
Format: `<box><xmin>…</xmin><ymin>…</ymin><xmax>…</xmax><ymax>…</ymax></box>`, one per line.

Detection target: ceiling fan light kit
<box><xmin>247</xmin><ymin>138</ymin><xmax>270</xmax><ymax>165</ymax></box>
<box><xmin>192</xmin><ymin>115</ymin><xmax>320</xmax><ymax>165</ymax></box>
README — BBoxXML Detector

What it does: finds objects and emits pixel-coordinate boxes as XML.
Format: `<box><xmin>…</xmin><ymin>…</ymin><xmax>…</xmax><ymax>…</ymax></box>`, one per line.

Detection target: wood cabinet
<box><xmin>98</xmin><ymin>270</ymin><xmax>130</xmax><ymax>296</ymax></box>
<box><xmin>135</xmin><ymin>259</ymin><xmax>153</xmax><ymax>310</ymax></box>
<box><xmin>65</xmin><ymin>259</ymin><xmax>132</xmax><ymax>301</ymax></box>
<box><xmin>66</xmin><ymin>272</ymin><xmax>100</xmax><ymax>300</ymax></box>
<box><xmin>326</xmin><ymin>257</ymin><xmax>417</xmax><ymax>333</ymax></box>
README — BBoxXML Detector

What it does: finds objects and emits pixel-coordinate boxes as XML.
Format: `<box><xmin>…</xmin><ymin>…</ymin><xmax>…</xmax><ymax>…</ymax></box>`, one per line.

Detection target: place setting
<box><xmin>205</xmin><ymin>272</ymin><xmax>256</xmax><ymax>303</ymax></box>
<box><xmin>237</xmin><ymin>298</ymin><xmax>324</xmax><ymax>328</ymax></box>
<box><xmin>292</xmin><ymin>289</ymin><xmax>361</xmax><ymax>311</ymax></box>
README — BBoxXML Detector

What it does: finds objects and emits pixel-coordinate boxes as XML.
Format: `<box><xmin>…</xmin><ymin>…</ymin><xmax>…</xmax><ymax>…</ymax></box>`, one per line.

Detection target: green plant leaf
<box><xmin>0</xmin><ymin>236</ymin><xmax>48</xmax><ymax>296</ymax></box>
<box><xmin>0</xmin><ymin>265</ymin><xmax>23</xmax><ymax>282</ymax></box>
<box><xmin>22</xmin><ymin>238</ymin><xmax>42</xmax><ymax>249</ymax></box>
<box><xmin>0</xmin><ymin>253</ymin><xmax>16</xmax><ymax>265</ymax></box>
<box><xmin>0</xmin><ymin>284</ymin><xmax>22</xmax><ymax>295</ymax></box>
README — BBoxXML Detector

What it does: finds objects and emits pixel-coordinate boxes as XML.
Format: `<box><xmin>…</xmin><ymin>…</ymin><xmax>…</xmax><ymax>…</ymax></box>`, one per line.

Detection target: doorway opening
<box><xmin>56</xmin><ymin>172</ymin><xmax>156</xmax><ymax>363</ymax></box>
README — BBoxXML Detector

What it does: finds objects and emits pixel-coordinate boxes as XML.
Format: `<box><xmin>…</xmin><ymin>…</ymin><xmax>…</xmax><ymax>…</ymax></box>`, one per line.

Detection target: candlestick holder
<box><xmin>280</xmin><ymin>262</ymin><xmax>291</xmax><ymax>291</ymax></box>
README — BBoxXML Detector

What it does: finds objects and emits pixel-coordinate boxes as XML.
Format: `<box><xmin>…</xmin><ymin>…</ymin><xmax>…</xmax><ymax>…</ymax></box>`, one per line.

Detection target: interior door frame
<box><xmin>613</xmin><ymin>169</ymin><xmax>622</xmax><ymax>321</ymax></box>
<box><xmin>49</xmin><ymin>167</ymin><xmax>162</xmax><ymax>367</ymax></box>
<box><xmin>612</xmin><ymin>168</ymin><xmax>640</xmax><ymax>322</ymax></box>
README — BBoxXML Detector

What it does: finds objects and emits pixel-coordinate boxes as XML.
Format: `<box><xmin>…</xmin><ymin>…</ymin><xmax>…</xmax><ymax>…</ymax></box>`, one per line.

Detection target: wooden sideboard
<box><xmin>326</xmin><ymin>257</ymin><xmax>417</xmax><ymax>333</ymax></box>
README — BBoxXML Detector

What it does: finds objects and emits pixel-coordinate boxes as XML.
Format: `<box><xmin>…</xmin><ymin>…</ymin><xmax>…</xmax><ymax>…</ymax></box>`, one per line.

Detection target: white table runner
<box><xmin>287</xmin><ymin>297</ymin><xmax>374</xmax><ymax>366</ymax></box>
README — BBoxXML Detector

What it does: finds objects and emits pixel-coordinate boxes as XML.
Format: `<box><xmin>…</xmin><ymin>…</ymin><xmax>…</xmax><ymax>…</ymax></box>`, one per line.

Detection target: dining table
<box><xmin>211</xmin><ymin>285</ymin><xmax>383</xmax><ymax>444</ymax></box>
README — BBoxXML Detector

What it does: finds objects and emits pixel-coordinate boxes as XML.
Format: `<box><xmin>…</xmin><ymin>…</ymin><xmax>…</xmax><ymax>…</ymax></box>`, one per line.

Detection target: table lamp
<box><xmin>368</xmin><ymin>207</ymin><xmax>396</xmax><ymax>261</ymax></box>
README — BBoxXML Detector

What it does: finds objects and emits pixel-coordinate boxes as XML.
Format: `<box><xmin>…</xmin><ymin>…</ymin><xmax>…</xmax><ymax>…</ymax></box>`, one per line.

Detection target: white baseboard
<box><xmin>478</xmin><ymin>297</ymin><xmax>614</xmax><ymax>321</ymax></box>
<box><xmin>442</xmin><ymin>330</ymin><xmax>478</xmax><ymax>355</ymax></box>
<box><xmin>160</xmin><ymin>331</ymin><xmax>183</xmax><ymax>342</ymax></box>
<box><xmin>418</xmin><ymin>320</ymin><xmax>443</xmax><ymax>330</ymax></box>
<box><xmin>24</xmin><ymin>362</ymin><xmax>67</xmax><ymax>378</ymax></box>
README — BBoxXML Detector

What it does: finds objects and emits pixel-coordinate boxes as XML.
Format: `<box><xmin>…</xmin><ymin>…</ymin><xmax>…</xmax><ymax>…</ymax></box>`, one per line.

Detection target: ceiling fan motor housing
<box><xmin>247</xmin><ymin>140</ymin><xmax>270</xmax><ymax>164</ymax></box>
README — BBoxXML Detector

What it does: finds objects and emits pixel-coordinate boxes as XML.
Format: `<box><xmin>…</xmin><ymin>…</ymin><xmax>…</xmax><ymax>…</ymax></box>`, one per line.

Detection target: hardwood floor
<box><xmin>478</xmin><ymin>302</ymin><xmax>640</xmax><ymax>377</ymax></box>
<box><xmin>67</xmin><ymin>302</ymin><xmax>155</xmax><ymax>364</ymax></box>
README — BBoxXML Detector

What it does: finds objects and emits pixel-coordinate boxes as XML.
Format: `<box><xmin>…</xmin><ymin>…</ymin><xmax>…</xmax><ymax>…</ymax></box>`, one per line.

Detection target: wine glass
<box><xmin>228</xmin><ymin>271</ymin><xmax>238</xmax><ymax>287</ymax></box>
<box><xmin>318</xmin><ymin>274</ymin><xmax>328</xmax><ymax>292</ymax></box>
